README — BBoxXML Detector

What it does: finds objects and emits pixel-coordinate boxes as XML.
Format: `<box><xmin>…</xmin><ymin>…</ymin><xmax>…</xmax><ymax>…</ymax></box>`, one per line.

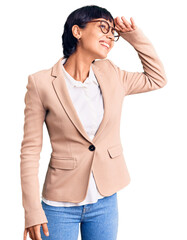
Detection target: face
<box><xmin>72</xmin><ymin>18</ymin><xmax>116</xmax><ymax>60</ymax></box>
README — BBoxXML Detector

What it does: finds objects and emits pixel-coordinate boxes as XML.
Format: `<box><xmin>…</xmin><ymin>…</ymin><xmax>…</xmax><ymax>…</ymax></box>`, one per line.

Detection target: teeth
<box><xmin>100</xmin><ymin>41</ymin><xmax>109</xmax><ymax>48</ymax></box>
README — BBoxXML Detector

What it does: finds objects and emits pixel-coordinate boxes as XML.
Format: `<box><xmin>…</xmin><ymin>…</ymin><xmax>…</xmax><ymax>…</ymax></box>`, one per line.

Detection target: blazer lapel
<box><xmin>51</xmin><ymin>57</ymin><xmax>112</xmax><ymax>143</ymax></box>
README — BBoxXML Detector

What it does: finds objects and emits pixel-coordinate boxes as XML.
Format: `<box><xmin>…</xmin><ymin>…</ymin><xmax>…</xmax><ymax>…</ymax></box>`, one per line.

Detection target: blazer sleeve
<box><xmin>20</xmin><ymin>74</ymin><xmax>48</xmax><ymax>229</ymax></box>
<box><xmin>107</xmin><ymin>26</ymin><xmax>167</xmax><ymax>96</ymax></box>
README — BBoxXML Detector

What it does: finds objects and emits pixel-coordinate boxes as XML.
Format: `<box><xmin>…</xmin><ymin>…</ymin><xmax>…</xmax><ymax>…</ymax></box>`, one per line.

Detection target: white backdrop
<box><xmin>1</xmin><ymin>0</ymin><xmax>187</xmax><ymax>239</ymax></box>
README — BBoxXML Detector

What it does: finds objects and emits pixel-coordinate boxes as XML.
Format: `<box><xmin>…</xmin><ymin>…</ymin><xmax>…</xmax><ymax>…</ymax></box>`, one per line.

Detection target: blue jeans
<box><xmin>40</xmin><ymin>192</ymin><xmax>118</xmax><ymax>240</ymax></box>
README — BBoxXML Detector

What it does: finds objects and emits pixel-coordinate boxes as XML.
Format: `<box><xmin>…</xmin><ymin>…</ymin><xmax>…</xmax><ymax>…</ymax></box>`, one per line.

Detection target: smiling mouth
<box><xmin>100</xmin><ymin>43</ymin><xmax>109</xmax><ymax>50</ymax></box>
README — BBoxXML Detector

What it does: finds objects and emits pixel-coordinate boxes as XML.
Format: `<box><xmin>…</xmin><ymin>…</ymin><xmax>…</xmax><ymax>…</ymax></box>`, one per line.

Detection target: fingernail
<box><xmin>46</xmin><ymin>232</ymin><xmax>49</xmax><ymax>236</ymax></box>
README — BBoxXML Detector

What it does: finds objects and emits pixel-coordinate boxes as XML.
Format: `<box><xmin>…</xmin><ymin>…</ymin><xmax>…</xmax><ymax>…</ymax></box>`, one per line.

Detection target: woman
<box><xmin>20</xmin><ymin>4</ymin><xmax>167</xmax><ymax>240</ymax></box>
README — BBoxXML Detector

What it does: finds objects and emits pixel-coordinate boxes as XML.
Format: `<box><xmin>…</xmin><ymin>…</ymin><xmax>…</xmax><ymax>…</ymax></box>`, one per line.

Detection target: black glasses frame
<box><xmin>86</xmin><ymin>20</ymin><xmax>120</xmax><ymax>42</ymax></box>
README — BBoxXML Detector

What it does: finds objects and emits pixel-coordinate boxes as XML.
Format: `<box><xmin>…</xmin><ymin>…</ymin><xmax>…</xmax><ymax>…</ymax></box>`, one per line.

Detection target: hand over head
<box><xmin>114</xmin><ymin>16</ymin><xmax>137</xmax><ymax>33</ymax></box>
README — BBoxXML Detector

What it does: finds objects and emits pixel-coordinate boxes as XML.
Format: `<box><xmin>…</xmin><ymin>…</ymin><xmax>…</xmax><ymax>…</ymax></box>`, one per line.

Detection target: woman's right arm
<box><xmin>20</xmin><ymin>74</ymin><xmax>48</xmax><ymax>236</ymax></box>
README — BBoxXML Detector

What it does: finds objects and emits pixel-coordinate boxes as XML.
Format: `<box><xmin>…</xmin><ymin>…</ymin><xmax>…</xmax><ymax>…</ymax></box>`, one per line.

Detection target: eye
<box><xmin>100</xmin><ymin>24</ymin><xmax>106</xmax><ymax>29</ymax></box>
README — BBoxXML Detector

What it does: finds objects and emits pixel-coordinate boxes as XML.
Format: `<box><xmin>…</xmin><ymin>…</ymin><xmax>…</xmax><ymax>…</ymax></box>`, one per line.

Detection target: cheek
<box><xmin>82</xmin><ymin>38</ymin><xmax>100</xmax><ymax>50</ymax></box>
<box><xmin>82</xmin><ymin>30</ymin><xmax>104</xmax><ymax>48</ymax></box>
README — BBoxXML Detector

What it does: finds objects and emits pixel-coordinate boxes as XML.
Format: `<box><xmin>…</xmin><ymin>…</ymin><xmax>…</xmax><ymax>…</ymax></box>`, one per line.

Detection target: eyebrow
<box><xmin>99</xmin><ymin>20</ymin><xmax>114</xmax><ymax>28</ymax></box>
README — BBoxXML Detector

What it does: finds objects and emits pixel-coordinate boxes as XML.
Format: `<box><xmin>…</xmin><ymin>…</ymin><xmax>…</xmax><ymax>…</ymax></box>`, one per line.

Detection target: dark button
<box><xmin>88</xmin><ymin>144</ymin><xmax>95</xmax><ymax>151</ymax></box>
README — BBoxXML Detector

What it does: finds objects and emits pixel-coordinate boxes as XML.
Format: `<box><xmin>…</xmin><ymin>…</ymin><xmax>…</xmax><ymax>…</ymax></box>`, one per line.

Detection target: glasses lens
<box><xmin>112</xmin><ymin>30</ymin><xmax>119</xmax><ymax>37</ymax></box>
<box><xmin>100</xmin><ymin>21</ymin><xmax>109</xmax><ymax>33</ymax></box>
<box><xmin>100</xmin><ymin>21</ymin><xmax>119</xmax><ymax>41</ymax></box>
<box><xmin>110</xmin><ymin>28</ymin><xmax>119</xmax><ymax>42</ymax></box>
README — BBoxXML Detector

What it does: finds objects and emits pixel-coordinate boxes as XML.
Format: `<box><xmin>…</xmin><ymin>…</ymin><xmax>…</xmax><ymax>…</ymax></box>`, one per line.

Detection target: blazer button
<box><xmin>89</xmin><ymin>144</ymin><xmax>95</xmax><ymax>151</ymax></box>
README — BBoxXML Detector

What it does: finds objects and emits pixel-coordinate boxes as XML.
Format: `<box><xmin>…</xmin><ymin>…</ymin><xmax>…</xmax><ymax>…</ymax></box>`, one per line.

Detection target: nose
<box><xmin>106</xmin><ymin>28</ymin><xmax>115</xmax><ymax>40</ymax></box>
<box><xmin>106</xmin><ymin>34</ymin><xmax>114</xmax><ymax>41</ymax></box>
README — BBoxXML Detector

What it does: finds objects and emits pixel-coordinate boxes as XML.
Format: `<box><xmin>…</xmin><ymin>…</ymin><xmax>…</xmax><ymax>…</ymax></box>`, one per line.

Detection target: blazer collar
<box><xmin>51</xmin><ymin>56</ymin><xmax>112</xmax><ymax>144</ymax></box>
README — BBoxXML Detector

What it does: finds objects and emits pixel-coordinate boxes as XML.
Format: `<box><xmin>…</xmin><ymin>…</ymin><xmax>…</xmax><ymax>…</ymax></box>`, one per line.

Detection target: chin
<box><xmin>91</xmin><ymin>50</ymin><xmax>108</xmax><ymax>60</ymax></box>
<box><xmin>97</xmin><ymin>53</ymin><xmax>108</xmax><ymax>60</ymax></box>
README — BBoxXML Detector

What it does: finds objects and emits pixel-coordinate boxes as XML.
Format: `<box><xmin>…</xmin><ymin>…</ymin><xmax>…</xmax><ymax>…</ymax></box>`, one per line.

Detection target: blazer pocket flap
<box><xmin>107</xmin><ymin>144</ymin><xmax>123</xmax><ymax>158</ymax></box>
<box><xmin>49</xmin><ymin>157</ymin><xmax>77</xmax><ymax>170</ymax></box>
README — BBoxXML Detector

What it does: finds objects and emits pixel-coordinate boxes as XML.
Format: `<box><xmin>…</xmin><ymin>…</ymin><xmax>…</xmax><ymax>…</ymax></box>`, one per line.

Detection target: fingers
<box><xmin>25</xmin><ymin>224</ymin><xmax>43</xmax><ymax>240</ymax></box>
<box><xmin>121</xmin><ymin>16</ymin><xmax>134</xmax><ymax>31</ymax></box>
<box><xmin>114</xmin><ymin>16</ymin><xmax>126</xmax><ymax>32</ymax></box>
<box><xmin>130</xmin><ymin>17</ymin><xmax>137</xmax><ymax>30</ymax></box>
<box><xmin>33</xmin><ymin>225</ymin><xmax>42</xmax><ymax>239</ymax></box>
<box><xmin>23</xmin><ymin>228</ymin><xmax>28</xmax><ymax>240</ymax></box>
<box><xmin>42</xmin><ymin>223</ymin><xmax>49</xmax><ymax>237</ymax></box>
<box><xmin>114</xmin><ymin>16</ymin><xmax>137</xmax><ymax>33</ymax></box>
<box><xmin>29</xmin><ymin>227</ymin><xmax>35</xmax><ymax>239</ymax></box>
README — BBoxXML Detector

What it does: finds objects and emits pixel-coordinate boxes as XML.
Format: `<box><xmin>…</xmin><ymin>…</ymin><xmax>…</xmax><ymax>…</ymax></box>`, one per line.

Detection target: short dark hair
<box><xmin>62</xmin><ymin>5</ymin><xmax>115</xmax><ymax>62</ymax></box>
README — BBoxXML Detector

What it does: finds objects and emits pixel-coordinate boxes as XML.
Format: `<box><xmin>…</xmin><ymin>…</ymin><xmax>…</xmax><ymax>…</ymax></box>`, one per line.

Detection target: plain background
<box><xmin>1</xmin><ymin>0</ymin><xmax>187</xmax><ymax>239</ymax></box>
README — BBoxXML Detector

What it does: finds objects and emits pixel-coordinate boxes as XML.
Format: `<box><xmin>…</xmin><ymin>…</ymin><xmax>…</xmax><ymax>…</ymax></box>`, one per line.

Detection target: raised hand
<box><xmin>114</xmin><ymin>16</ymin><xmax>137</xmax><ymax>33</ymax></box>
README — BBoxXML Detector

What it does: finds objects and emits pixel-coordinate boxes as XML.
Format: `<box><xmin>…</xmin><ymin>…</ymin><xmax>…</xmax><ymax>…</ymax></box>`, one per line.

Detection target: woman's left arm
<box><xmin>109</xmin><ymin>16</ymin><xmax>167</xmax><ymax>96</ymax></box>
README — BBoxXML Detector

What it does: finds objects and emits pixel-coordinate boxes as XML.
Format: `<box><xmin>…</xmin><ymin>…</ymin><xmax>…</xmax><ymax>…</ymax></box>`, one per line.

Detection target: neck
<box><xmin>63</xmin><ymin>53</ymin><xmax>95</xmax><ymax>83</ymax></box>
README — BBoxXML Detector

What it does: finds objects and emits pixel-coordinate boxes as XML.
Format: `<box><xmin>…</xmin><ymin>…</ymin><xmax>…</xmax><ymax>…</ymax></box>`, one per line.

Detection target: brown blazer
<box><xmin>20</xmin><ymin>27</ymin><xmax>167</xmax><ymax>229</ymax></box>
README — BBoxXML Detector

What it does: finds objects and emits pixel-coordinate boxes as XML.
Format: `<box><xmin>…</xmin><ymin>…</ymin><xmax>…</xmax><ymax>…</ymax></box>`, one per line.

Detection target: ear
<box><xmin>72</xmin><ymin>25</ymin><xmax>82</xmax><ymax>39</ymax></box>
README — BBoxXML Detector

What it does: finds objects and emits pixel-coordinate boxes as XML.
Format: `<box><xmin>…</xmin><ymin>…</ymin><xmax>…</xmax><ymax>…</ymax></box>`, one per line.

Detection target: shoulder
<box><xmin>93</xmin><ymin>58</ymin><xmax>119</xmax><ymax>74</ymax></box>
<box><xmin>93</xmin><ymin>58</ymin><xmax>117</xmax><ymax>69</ymax></box>
<box><xmin>29</xmin><ymin>67</ymin><xmax>52</xmax><ymax>81</ymax></box>
<box><xmin>28</xmin><ymin>66</ymin><xmax>54</xmax><ymax>90</ymax></box>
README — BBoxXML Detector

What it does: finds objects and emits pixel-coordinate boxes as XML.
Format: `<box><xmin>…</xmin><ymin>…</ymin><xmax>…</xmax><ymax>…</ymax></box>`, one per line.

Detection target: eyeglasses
<box><xmin>86</xmin><ymin>20</ymin><xmax>120</xmax><ymax>42</ymax></box>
